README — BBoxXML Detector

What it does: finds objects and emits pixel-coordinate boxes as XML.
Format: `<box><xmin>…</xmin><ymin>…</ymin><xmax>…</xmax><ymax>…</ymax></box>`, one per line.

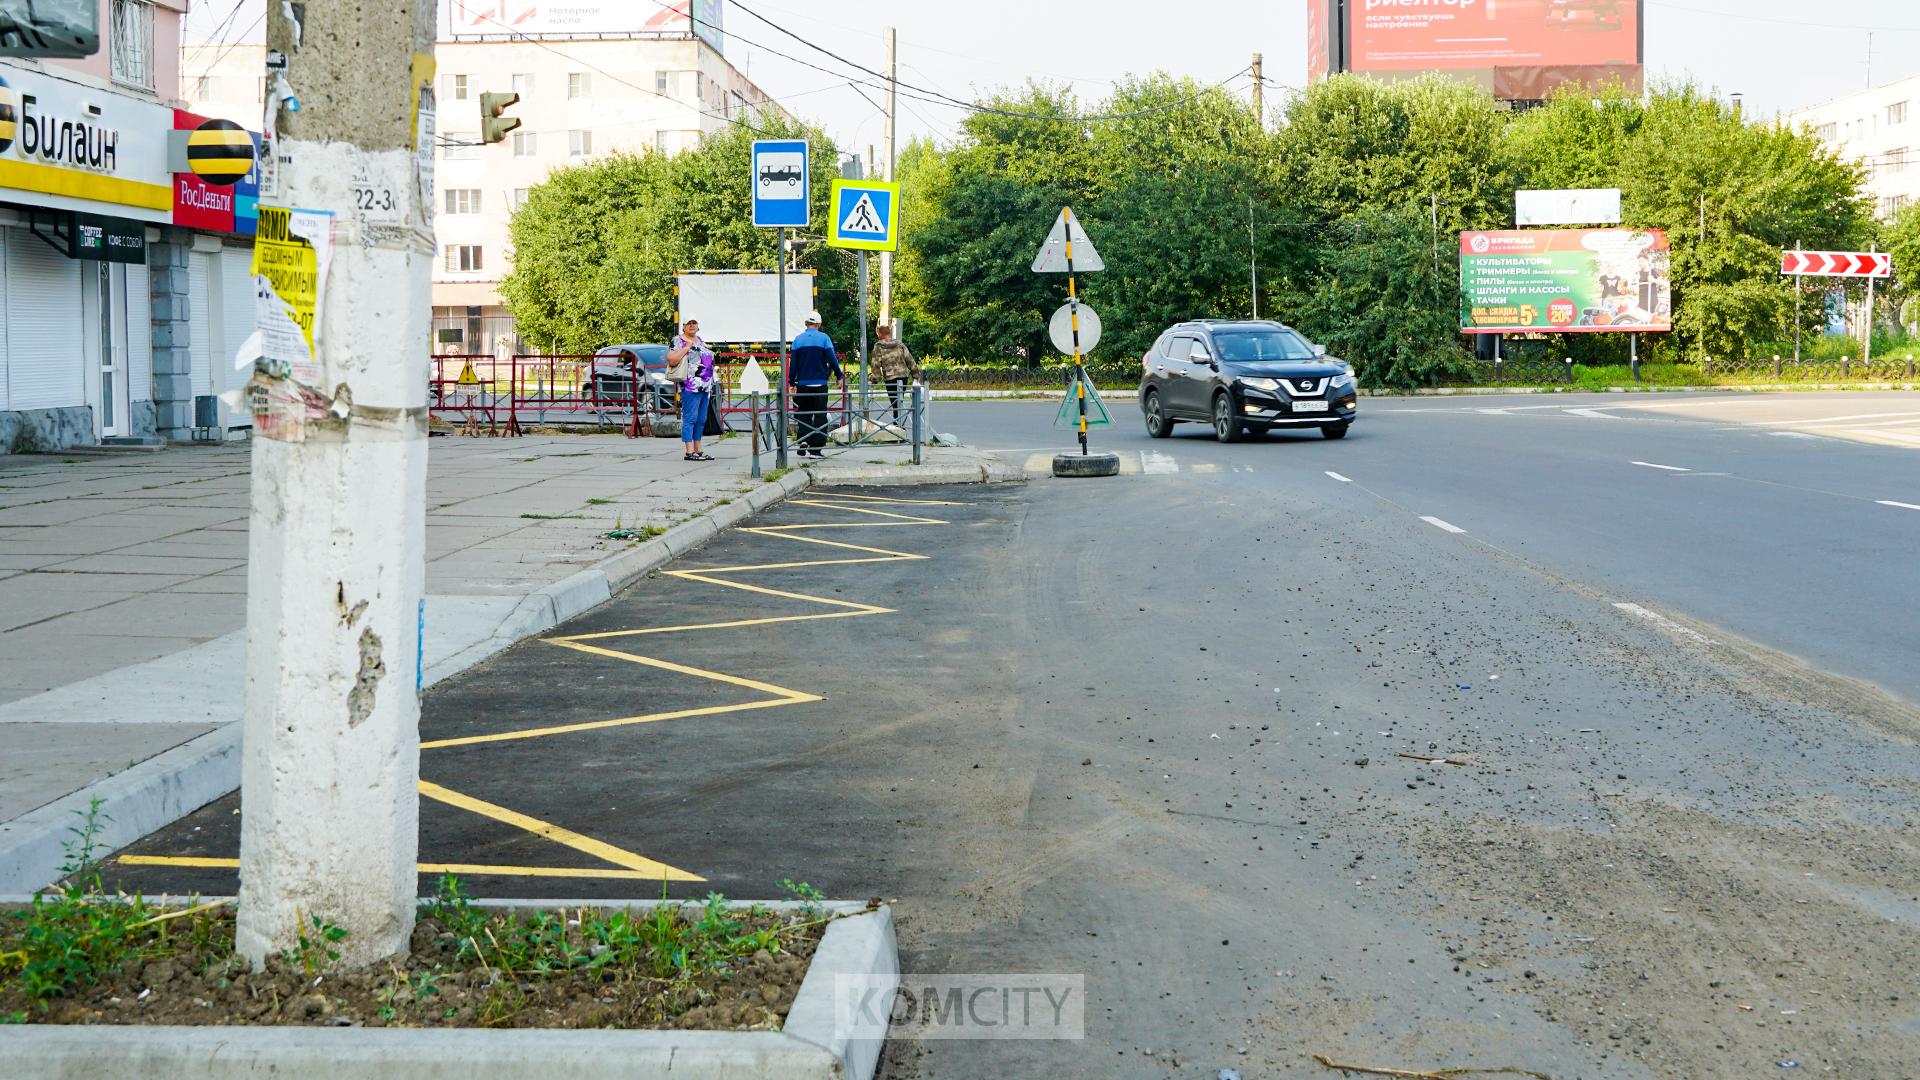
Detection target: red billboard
<box><xmin>1344</xmin><ymin>0</ymin><xmax>1642</xmax><ymax>98</ymax></box>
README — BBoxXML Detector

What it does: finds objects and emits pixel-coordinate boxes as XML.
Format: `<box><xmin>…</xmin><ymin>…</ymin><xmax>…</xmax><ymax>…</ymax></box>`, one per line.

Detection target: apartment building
<box><xmin>180</xmin><ymin>1</ymin><xmax>786</xmax><ymax>356</ymax></box>
<box><xmin>1792</xmin><ymin>74</ymin><xmax>1920</xmax><ymax>220</ymax></box>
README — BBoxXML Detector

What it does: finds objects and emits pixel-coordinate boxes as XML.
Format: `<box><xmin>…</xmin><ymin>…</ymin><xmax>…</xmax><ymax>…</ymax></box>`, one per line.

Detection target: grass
<box><xmin>519</xmin><ymin>513</ymin><xmax>587</xmax><ymax>520</ymax></box>
<box><xmin>0</xmin><ymin>800</ymin><xmax>232</xmax><ymax>1005</ymax></box>
<box><xmin>586</xmin><ymin>498</ymin><xmax>613</xmax><ymax>506</ymax></box>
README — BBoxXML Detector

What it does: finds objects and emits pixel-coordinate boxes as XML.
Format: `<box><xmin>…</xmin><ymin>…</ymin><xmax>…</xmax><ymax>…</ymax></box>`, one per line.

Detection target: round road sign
<box><xmin>1049</xmin><ymin>301</ymin><xmax>1102</xmax><ymax>356</ymax></box>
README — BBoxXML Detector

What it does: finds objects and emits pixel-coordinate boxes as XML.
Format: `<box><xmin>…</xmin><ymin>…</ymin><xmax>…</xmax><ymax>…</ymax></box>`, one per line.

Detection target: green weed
<box><xmin>279</xmin><ymin>912</ymin><xmax>348</xmax><ymax>979</ymax></box>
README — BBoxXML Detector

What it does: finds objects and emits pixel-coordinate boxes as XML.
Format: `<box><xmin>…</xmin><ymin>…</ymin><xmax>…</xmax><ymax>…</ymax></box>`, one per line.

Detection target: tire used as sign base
<box><xmin>1052</xmin><ymin>452</ymin><xmax>1120</xmax><ymax>478</ymax></box>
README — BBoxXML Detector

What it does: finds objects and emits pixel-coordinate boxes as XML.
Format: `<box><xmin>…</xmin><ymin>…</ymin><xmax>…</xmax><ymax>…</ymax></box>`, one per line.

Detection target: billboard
<box><xmin>446</xmin><ymin>0</ymin><xmax>715</xmax><ymax>41</ymax></box>
<box><xmin>1459</xmin><ymin>229</ymin><xmax>1671</xmax><ymax>334</ymax></box>
<box><xmin>1332</xmin><ymin>0</ymin><xmax>1643</xmax><ymax>98</ymax></box>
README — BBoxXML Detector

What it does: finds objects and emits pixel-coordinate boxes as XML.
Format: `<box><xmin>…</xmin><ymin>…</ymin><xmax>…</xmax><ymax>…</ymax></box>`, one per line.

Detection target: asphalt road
<box><xmin>947</xmin><ymin>391</ymin><xmax>1920</xmax><ymax>703</ymax></box>
<box><xmin>108</xmin><ymin>411</ymin><xmax>1920</xmax><ymax>1076</ymax></box>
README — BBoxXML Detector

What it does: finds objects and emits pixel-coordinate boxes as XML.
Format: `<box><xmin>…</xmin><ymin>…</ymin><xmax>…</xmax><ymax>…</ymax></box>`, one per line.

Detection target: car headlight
<box><xmin>1330</xmin><ymin>372</ymin><xmax>1356</xmax><ymax>389</ymax></box>
<box><xmin>1240</xmin><ymin>377</ymin><xmax>1280</xmax><ymax>391</ymax></box>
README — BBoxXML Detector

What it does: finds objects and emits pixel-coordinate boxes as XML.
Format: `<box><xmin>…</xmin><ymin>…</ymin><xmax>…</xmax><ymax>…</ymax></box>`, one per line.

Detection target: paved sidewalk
<box><xmin>0</xmin><ymin>429</ymin><xmax>1014</xmax><ymax>890</ymax></box>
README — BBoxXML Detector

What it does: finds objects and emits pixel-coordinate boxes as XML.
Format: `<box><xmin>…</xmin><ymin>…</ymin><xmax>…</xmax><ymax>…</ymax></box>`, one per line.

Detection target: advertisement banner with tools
<box><xmin>1459</xmin><ymin>228</ymin><xmax>1671</xmax><ymax>334</ymax></box>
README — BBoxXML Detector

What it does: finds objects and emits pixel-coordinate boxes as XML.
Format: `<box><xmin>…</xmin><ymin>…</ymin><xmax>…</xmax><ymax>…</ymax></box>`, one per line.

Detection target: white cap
<box><xmin>805</xmin><ymin>310</ymin><xmax>823</xmax><ymax>325</ymax></box>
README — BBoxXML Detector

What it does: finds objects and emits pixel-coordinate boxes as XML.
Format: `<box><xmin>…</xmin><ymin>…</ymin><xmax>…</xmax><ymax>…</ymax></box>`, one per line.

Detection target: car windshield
<box><xmin>1212</xmin><ymin>329</ymin><xmax>1316</xmax><ymax>362</ymax></box>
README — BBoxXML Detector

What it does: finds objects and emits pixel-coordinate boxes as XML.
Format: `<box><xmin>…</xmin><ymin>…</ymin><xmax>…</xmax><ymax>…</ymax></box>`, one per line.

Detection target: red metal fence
<box><xmin>427</xmin><ymin>352</ymin><xmax>858</xmax><ymax>438</ymax></box>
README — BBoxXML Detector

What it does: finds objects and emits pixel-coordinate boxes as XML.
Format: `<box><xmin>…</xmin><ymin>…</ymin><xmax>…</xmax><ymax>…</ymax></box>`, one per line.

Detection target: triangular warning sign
<box><xmin>1032</xmin><ymin>207</ymin><xmax>1105</xmax><ymax>273</ymax></box>
<box><xmin>1052</xmin><ymin>368</ymin><xmax>1113</xmax><ymax>429</ymax></box>
<box><xmin>840</xmin><ymin>191</ymin><xmax>885</xmax><ymax>235</ymax></box>
<box><xmin>457</xmin><ymin>361</ymin><xmax>480</xmax><ymax>386</ymax></box>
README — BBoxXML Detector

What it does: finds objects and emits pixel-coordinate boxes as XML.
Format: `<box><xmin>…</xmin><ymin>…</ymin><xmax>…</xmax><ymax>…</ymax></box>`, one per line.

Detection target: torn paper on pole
<box><xmin>251</xmin><ymin>205</ymin><xmax>334</xmax><ymax>386</ymax></box>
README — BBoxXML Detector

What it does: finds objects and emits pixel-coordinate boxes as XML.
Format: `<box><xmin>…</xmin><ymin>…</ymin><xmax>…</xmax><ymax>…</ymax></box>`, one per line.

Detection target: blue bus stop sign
<box><xmin>752</xmin><ymin>139</ymin><xmax>809</xmax><ymax>228</ymax></box>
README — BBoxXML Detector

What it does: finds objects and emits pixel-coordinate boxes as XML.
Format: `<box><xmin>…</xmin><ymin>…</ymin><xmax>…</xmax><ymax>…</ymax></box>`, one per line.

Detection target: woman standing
<box><xmin>669</xmin><ymin>319</ymin><xmax>716</xmax><ymax>462</ymax></box>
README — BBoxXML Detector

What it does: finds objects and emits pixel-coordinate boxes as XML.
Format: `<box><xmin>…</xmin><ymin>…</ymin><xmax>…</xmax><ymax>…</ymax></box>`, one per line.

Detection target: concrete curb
<box><xmin>0</xmin><ymin>900</ymin><xmax>898</xmax><ymax>1080</ymax></box>
<box><xmin>0</xmin><ymin>470</ymin><xmax>820</xmax><ymax>895</ymax></box>
<box><xmin>802</xmin><ymin>461</ymin><xmax>1025</xmax><ymax>487</ymax></box>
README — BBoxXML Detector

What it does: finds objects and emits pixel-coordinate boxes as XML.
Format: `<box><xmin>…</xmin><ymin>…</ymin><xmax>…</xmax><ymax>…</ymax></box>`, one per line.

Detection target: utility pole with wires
<box><xmin>1251</xmin><ymin>53</ymin><xmax>1264</xmax><ymax>128</ymax></box>
<box><xmin>879</xmin><ymin>25</ymin><xmax>898</xmax><ymax>331</ymax></box>
<box><xmin>237</xmin><ymin>0</ymin><xmax>436</xmax><ymax>968</ymax></box>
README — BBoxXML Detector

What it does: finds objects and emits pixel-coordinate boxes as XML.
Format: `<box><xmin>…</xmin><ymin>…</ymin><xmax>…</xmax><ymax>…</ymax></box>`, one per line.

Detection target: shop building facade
<box><xmin>1</xmin><ymin>0</ymin><xmax>260</xmax><ymax>452</ymax></box>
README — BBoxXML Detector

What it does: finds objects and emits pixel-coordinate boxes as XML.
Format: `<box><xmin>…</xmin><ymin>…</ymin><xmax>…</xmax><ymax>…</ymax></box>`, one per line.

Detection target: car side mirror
<box><xmin>1313</xmin><ymin>345</ymin><xmax>1328</xmax><ymax>358</ymax></box>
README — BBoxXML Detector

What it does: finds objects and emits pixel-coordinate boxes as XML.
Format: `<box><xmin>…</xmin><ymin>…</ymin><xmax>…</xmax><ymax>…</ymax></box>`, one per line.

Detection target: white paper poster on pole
<box><xmin>1516</xmin><ymin>189</ymin><xmax>1623</xmax><ymax>227</ymax></box>
<box><xmin>251</xmin><ymin>205</ymin><xmax>336</xmax><ymax>386</ymax></box>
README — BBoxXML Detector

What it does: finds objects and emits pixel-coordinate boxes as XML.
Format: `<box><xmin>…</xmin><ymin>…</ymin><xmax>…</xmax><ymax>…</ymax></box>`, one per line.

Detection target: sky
<box><xmin>182</xmin><ymin>1</ymin><xmax>1920</xmax><ymax>148</ymax></box>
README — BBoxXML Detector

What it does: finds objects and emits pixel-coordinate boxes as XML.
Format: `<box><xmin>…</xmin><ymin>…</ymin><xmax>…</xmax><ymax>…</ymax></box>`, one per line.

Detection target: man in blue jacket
<box><xmin>788</xmin><ymin>310</ymin><xmax>844</xmax><ymax>458</ymax></box>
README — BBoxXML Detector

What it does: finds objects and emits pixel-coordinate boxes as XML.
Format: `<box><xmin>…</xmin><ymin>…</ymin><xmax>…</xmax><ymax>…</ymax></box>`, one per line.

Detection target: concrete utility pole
<box><xmin>878</xmin><ymin>26</ymin><xmax>897</xmax><ymax>330</ymax></box>
<box><xmin>1251</xmin><ymin>52</ymin><xmax>1264</xmax><ymax>128</ymax></box>
<box><xmin>238</xmin><ymin>2</ymin><xmax>436</xmax><ymax>967</ymax></box>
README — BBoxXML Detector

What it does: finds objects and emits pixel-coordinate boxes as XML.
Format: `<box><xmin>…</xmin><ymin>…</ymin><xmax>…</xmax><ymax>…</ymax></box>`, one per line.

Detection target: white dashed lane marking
<box><xmin>1325</xmin><ymin>471</ymin><xmax>1353</xmax><ymax>483</ymax></box>
<box><xmin>1420</xmin><ymin>516</ymin><xmax>1467</xmax><ymax>534</ymax></box>
<box><xmin>1879</xmin><ymin>500</ymin><xmax>1920</xmax><ymax>511</ymax></box>
<box><xmin>1632</xmin><ymin>461</ymin><xmax>1692</xmax><ymax>472</ymax></box>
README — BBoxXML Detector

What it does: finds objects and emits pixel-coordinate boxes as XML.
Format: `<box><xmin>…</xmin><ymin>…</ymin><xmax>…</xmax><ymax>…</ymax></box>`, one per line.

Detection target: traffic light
<box><xmin>480</xmin><ymin>92</ymin><xmax>520</xmax><ymax>144</ymax></box>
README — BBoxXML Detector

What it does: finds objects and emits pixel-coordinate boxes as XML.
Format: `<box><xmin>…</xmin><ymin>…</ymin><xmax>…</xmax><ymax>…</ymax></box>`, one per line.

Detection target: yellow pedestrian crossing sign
<box><xmin>827</xmin><ymin>179</ymin><xmax>899</xmax><ymax>252</ymax></box>
<box><xmin>457</xmin><ymin>361</ymin><xmax>480</xmax><ymax>386</ymax></box>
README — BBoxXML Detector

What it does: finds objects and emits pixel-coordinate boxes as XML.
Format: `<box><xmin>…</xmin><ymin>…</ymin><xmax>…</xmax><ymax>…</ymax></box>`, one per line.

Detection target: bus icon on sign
<box><xmin>759</xmin><ymin>165</ymin><xmax>802</xmax><ymax>188</ymax></box>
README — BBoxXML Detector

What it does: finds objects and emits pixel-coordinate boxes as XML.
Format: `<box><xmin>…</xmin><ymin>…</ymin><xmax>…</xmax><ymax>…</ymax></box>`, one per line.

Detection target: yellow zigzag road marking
<box><xmin>119</xmin><ymin>492</ymin><xmax>962</xmax><ymax>885</ymax></box>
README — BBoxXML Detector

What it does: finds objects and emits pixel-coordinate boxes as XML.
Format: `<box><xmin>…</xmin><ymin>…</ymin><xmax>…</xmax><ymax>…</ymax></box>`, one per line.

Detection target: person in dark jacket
<box><xmin>787</xmin><ymin>310</ymin><xmax>843</xmax><ymax>458</ymax></box>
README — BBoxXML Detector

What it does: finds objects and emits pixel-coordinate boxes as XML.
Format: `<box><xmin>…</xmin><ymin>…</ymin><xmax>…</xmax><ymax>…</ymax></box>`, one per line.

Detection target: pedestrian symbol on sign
<box><xmin>842</xmin><ymin>192</ymin><xmax>883</xmax><ymax>235</ymax></box>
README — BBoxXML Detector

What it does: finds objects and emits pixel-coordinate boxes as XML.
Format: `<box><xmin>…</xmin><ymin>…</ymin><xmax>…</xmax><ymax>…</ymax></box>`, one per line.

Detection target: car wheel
<box><xmin>1143</xmin><ymin>390</ymin><xmax>1173</xmax><ymax>438</ymax></box>
<box><xmin>1322</xmin><ymin>422</ymin><xmax>1350</xmax><ymax>440</ymax></box>
<box><xmin>1213</xmin><ymin>393</ymin><xmax>1244</xmax><ymax>443</ymax></box>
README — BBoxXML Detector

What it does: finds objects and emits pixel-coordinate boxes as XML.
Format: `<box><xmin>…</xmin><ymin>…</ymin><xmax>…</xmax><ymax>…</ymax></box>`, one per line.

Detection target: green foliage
<box><xmin>1506</xmin><ymin>83</ymin><xmax>1870</xmax><ymax>363</ymax></box>
<box><xmin>279</xmin><ymin>912</ymin><xmax>348</xmax><ymax>980</ymax></box>
<box><xmin>500</xmin><ymin>113</ymin><xmax>852</xmax><ymax>352</ymax></box>
<box><xmin>1287</xmin><ymin>210</ymin><xmax>1474</xmax><ymax>389</ymax></box>
<box><xmin>777</xmin><ymin>879</ymin><xmax>825</xmax><ymax>919</ymax></box>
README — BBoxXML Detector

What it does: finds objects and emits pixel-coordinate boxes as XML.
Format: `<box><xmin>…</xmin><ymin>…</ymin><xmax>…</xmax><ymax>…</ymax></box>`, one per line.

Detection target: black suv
<box><xmin>1138</xmin><ymin>320</ymin><xmax>1357</xmax><ymax>441</ymax></box>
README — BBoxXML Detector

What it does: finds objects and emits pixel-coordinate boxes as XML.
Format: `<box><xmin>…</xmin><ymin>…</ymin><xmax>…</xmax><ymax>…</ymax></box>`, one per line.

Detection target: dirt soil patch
<box><xmin>4</xmin><ymin>895</ymin><xmax>832</xmax><ymax>1031</ymax></box>
<box><xmin>1417</xmin><ymin>802</ymin><xmax>1920</xmax><ymax>1078</ymax></box>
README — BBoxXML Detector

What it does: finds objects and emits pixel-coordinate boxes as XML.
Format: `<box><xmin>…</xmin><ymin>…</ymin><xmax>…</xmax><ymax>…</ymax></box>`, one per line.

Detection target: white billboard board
<box><xmin>1517</xmin><ymin>189</ymin><xmax>1623</xmax><ymax>227</ymax></box>
<box><xmin>675</xmin><ymin>271</ymin><xmax>816</xmax><ymax>345</ymax></box>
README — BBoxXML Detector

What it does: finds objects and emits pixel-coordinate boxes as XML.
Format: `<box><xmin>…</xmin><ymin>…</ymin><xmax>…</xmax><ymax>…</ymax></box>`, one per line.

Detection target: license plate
<box><xmin>1292</xmin><ymin>399</ymin><xmax>1329</xmax><ymax>413</ymax></box>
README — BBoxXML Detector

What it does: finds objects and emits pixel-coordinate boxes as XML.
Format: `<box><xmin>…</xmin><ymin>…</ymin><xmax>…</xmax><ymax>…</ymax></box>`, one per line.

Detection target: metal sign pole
<box><xmin>1794</xmin><ymin>242</ymin><xmax>1803</xmax><ymax>364</ymax></box>
<box><xmin>750</xmin><ymin>391</ymin><xmax>762</xmax><ymax>478</ymax></box>
<box><xmin>858</xmin><ymin>250</ymin><xmax>871</xmax><ymax>426</ymax></box>
<box><xmin>1866</xmin><ymin>244</ymin><xmax>1878</xmax><ymax>366</ymax></box>
<box><xmin>1066</xmin><ymin>232</ymin><xmax>1086</xmax><ymax>456</ymax></box>
<box><xmin>776</xmin><ymin>227</ymin><xmax>790</xmax><ymax>469</ymax></box>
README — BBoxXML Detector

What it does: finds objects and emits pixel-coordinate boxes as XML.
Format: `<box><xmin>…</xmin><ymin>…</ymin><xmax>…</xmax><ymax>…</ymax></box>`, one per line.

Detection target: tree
<box><xmin>1287</xmin><ymin>210</ymin><xmax>1474</xmax><ymax>389</ymax></box>
<box><xmin>1505</xmin><ymin>84</ymin><xmax>1871</xmax><ymax>361</ymax></box>
<box><xmin>500</xmin><ymin>115</ymin><xmax>850</xmax><ymax>353</ymax></box>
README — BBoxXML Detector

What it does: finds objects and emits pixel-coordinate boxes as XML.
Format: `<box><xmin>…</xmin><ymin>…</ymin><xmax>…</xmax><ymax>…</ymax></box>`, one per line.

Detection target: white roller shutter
<box><xmin>5</xmin><ymin>228</ymin><xmax>83</xmax><ymax>411</ymax></box>
<box><xmin>189</xmin><ymin>251</ymin><xmax>213</xmax><ymax>398</ymax></box>
<box><xmin>126</xmin><ymin>261</ymin><xmax>152</xmax><ymax>404</ymax></box>
<box><xmin>0</xmin><ymin>234</ymin><xmax>9</xmax><ymax>412</ymax></box>
<box><xmin>218</xmin><ymin>247</ymin><xmax>253</xmax><ymax>391</ymax></box>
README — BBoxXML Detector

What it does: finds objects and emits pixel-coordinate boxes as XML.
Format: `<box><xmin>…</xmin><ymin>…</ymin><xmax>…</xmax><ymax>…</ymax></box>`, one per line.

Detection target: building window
<box><xmin>569</xmin><ymin>72</ymin><xmax>591</xmax><ymax>99</ymax></box>
<box><xmin>1817</xmin><ymin>122</ymin><xmax>1838</xmax><ymax>142</ymax></box>
<box><xmin>1882</xmin><ymin>194</ymin><xmax>1910</xmax><ymax>217</ymax></box>
<box><xmin>193</xmin><ymin>75</ymin><xmax>212</xmax><ymax>99</ymax></box>
<box><xmin>110</xmin><ymin>0</ymin><xmax>155</xmax><ymax>90</ymax></box>
<box><xmin>444</xmin><ymin>188</ymin><xmax>483</xmax><ymax>214</ymax></box>
<box><xmin>655</xmin><ymin>130</ymin><xmax>672</xmax><ymax>154</ymax></box>
<box><xmin>695</xmin><ymin>72</ymin><xmax>705</xmax><ymax>100</ymax></box>
<box><xmin>728</xmin><ymin>91</ymin><xmax>746</xmax><ymax>117</ymax></box>
<box><xmin>1889</xmin><ymin>148</ymin><xmax>1910</xmax><ymax>174</ymax></box>
<box><xmin>443</xmin><ymin>134</ymin><xmax>481</xmax><ymax>161</ymax></box>
<box><xmin>451</xmin><ymin>75</ymin><xmax>469</xmax><ymax>101</ymax></box>
<box><xmin>569</xmin><ymin>130</ymin><xmax>593</xmax><ymax>157</ymax></box>
<box><xmin>512</xmin><ymin>131</ymin><xmax>537</xmax><ymax>157</ymax></box>
<box><xmin>512</xmin><ymin>188</ymin><xmax>531</xmax><ymax>210</ymax></box>
<box><xmin>445</xmin><ymin>246</ymin><xmax>484</xmax><ymax>273</ymax></box>
<box><xmin>512</xmin><ymin>73</ymin><xmax>535</xmax><ymax>98</ymax></box>
<box><xmin>655</xmin><ymin>71</ymin><xmax>670</xmax><ymax>95</ymax></box>
<box><xmin>1893</xmin><ymin>101</ymin><xmax>1910</xmax><ymax>125</ymax></box>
